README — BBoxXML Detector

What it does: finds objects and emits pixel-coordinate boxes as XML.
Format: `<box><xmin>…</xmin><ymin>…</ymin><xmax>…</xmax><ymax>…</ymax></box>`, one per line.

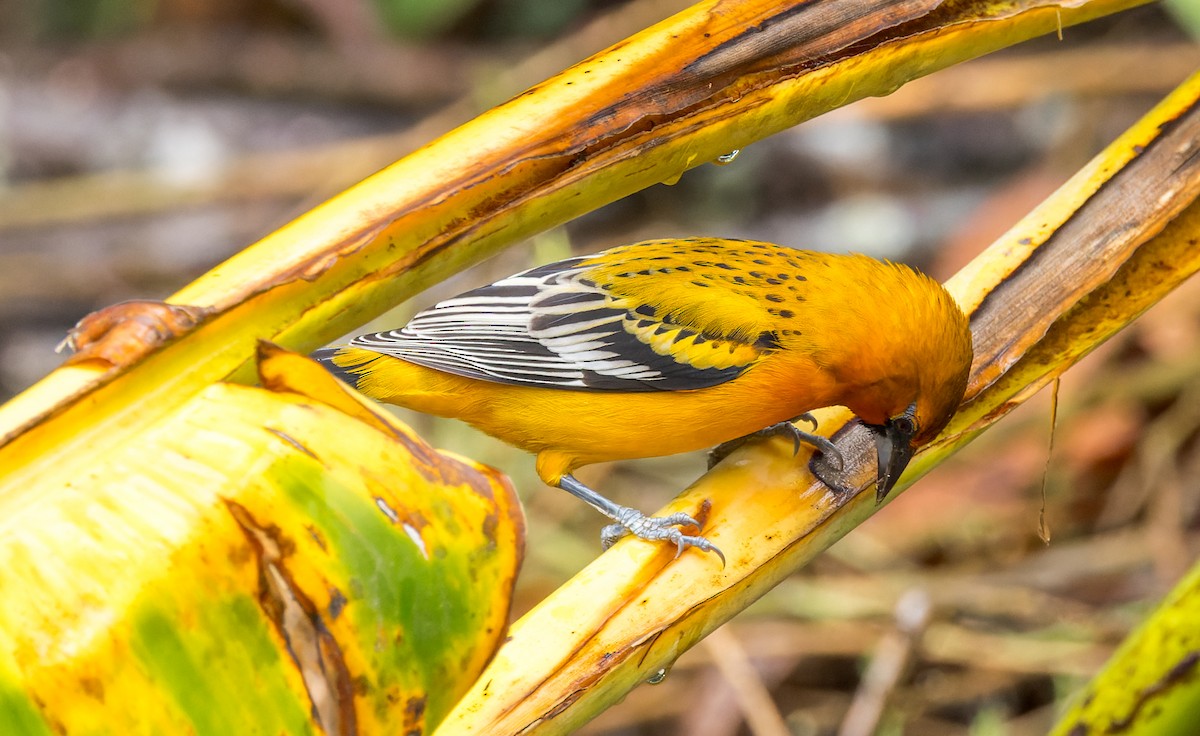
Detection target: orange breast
<box><xmin>344</xmin><ymin>348</ymin><xmax>839</xmax><ymax>470</ymax></box>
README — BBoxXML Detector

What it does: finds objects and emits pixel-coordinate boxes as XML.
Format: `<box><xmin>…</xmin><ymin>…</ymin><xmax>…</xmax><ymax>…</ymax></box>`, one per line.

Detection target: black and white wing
<box><xmin>349</xmin><ymin>255</ymin><xmax>771</xmax><ymax>392</ymax></box>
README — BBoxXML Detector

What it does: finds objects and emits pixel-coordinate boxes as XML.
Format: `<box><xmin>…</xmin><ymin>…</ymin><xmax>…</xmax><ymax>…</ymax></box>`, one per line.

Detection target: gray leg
<box><xmin>558</xmin><ymin>474</ymin><xmax>724</xmax><ymax>563</ymax></box>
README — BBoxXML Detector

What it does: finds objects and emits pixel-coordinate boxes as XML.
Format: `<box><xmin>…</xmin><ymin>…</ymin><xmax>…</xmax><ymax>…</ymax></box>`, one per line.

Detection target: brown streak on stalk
<box><xmin>965</xmin><ymin>94</ymin><xmax>1200</xmax><ymax>400</ymax></box>
<box><xmin>1106</xmin><ymin>651</ymin><xmax>1200</xmax><ymax>732</ymax></box>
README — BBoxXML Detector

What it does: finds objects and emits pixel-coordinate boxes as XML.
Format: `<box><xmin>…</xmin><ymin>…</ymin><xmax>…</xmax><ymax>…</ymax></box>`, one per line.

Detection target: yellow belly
<box><xmin>339</xmin><ymin>349</ymin><xmax>840</xmax><ymax>481</ymax></box>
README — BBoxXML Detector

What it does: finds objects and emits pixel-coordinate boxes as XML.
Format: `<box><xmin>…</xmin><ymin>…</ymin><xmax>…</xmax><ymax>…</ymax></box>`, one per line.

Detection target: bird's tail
<box><xmin>311</xmin><ymin>347</ymin><xmax>365</xmax><ymax>390</ymax></box>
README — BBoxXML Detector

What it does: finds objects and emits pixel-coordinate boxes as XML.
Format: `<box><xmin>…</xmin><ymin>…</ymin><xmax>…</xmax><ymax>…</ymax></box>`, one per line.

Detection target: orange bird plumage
<box><xmin>315</xmin><ymin>238</ymin><xmax>973</xmax><ymax>559</ymax></box>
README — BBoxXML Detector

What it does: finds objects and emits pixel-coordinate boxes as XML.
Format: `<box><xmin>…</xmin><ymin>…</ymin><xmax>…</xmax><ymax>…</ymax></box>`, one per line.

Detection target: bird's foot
<box><xmin>708</xmin><ymin>414</ymin><xmax>844</xmax><ymax>470</ymax></box>
<box><xmin>601</xmin><ymin>507</ymin><xmax>725</xmax><ymax>564</ymax></box>
<box><xmin>557</xmin><ymin>473</ymin><xmax>724</xmax><ymax>563</ymax></box>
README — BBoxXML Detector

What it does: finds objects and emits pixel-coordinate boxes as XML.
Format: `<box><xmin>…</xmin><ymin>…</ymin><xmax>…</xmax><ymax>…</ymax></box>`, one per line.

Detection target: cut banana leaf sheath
<box><xmin>0</xmin><ymin>346</ymin><xmax>524</xmax><ymax>736</ymax></box>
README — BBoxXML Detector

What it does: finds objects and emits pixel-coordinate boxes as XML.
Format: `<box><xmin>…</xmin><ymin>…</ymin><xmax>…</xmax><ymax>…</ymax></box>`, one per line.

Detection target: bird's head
<box><xmin>832</xmin><ymin>261</ymin><xmax>973</xmax><ymax>503</ymax></box>
<box><xmin>852</xmin><ymin>348</ymin><xmax>970</xmax><ymax>502</ymax></box>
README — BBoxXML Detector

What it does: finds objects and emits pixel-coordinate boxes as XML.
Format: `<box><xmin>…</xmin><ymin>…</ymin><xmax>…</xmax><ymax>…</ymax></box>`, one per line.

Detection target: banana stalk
<box><xmin>1050</xmin><ymin>560</ymin><xmax>1200</xmax><ymax>734</ymax></box>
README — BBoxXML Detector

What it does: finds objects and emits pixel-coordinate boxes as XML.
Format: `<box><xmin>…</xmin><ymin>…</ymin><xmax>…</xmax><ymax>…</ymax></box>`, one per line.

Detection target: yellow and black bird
<box><xmin>315</xmin><ymin>238</ymin><xmax>973</xmax><ymax>559</ymax></box>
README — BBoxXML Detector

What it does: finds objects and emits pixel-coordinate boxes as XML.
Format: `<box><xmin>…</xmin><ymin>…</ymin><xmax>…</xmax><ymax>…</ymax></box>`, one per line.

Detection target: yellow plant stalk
<box><xmin>0</xmin><ymin>344</ymin><xmax>523</xmax><ymax>735</ymax></box>
<box><xmin>431</xmin><ymin>72</ymin><xmax>1200</xmax><ymax>734</ymax></box>
<box><xmin>1050</xmin><ymin>560</ymin><xmax>1200</xmax><ymax>735</ymax></box>
<box><xmin>0</xmin><ymin>0</ymin><xmax>1146</xmax><ymax>507</ymax></box>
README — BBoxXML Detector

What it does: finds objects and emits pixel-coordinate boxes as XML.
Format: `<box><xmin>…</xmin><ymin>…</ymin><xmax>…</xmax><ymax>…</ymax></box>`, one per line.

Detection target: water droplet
<box><xmin>646</xmin><ymin>667</ymin><xmax>669</xmax><ymax>685</ymax></box>
<box><xmin>713</xmin><ymin>149</ymin><xmax>740</xmax><ymax>165</ymax></box>
<box><xmin>660</xmin><ymin>171</ymin><xmax>683</xmax><ymax>186</ymax></box>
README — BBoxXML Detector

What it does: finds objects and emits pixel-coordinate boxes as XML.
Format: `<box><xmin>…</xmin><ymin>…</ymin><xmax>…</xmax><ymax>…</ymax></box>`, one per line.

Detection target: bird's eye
<box><xmin>892</xmin><ymin>415</ymin><xmax>917</xmax><ymax>436</ymax></box>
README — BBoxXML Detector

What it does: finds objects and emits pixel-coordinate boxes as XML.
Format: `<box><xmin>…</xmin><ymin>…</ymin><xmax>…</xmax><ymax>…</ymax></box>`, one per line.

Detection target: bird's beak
<box><xmin>874</xmin><ymin>420</ymin><xmax>916</xmax><ymax>504</ymax></box>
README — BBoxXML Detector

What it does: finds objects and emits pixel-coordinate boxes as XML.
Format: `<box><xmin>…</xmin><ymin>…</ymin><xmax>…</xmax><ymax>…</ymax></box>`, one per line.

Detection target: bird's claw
<box><xmin>602</xmin><ymin>509</ymin><xmax>725</xmax><ymax>564</ymax></box>
<box><xmin>794</xmin><ymin>412</ymin><xmax>820</xmax><ymax>431</ymax></box>
<box><xmin>781</xmin><ymin>423</ymin><xmax>845</xmax><ymax>471</ymax></box>
<box><xmin>709</xmin><ymin>417</ymin><xmax>844</xmax><ymax>471</ymax></box>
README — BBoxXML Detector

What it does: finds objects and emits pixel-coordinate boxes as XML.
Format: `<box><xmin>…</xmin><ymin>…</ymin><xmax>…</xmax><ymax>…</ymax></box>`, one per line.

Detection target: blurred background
<box><xmin>2</xmin><ymin>0</ymin><xmax>1199</xmax><ymax>733</ymax></box>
